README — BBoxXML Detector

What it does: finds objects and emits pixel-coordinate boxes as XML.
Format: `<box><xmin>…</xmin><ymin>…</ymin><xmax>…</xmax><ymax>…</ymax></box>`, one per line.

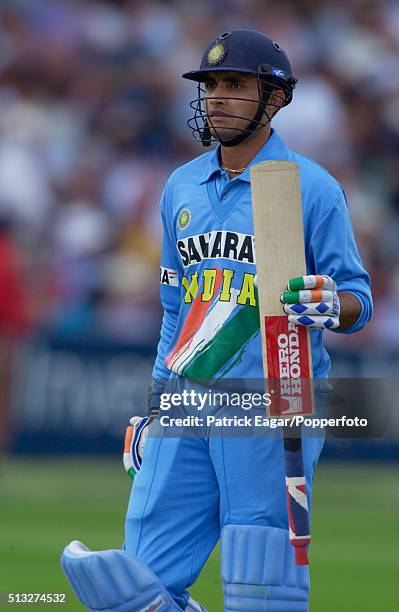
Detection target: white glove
<box><xmin>123</xmin><ymin>416</ymin><xmax>153</xmax><ymax>480</ymax></box>
<box><xmin>280</xmin><ymin>275</ymin><xmax>340</xmax><ymax>330</ymax></box>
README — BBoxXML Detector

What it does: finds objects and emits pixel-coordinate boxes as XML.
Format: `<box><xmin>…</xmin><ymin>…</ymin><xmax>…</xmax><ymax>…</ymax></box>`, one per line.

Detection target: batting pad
<box><xmin>221</xmin><ymin>525</ymin><xmax>309</xmax><ymax>611</ymax></box>
<box><xmin>61</xmin><ymin>540</ymin><xmax>187</xmax><ymax>611</ymax></box>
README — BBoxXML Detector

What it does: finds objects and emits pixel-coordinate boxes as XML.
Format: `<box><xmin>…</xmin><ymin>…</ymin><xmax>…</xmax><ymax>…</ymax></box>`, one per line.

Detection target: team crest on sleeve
<box><xmin>178</xmin><ymin>208</ymin><xmax>192</xmax><ymax>230</ymax></box>
<box><xmin>160</xmin><ymin>266</ymin><xmax>179</xmax><ymax>287</ymax></box>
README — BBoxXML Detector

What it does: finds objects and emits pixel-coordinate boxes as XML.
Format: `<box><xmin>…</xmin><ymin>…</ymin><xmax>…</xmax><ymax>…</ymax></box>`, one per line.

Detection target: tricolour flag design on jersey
<box><xmin>166</xmin><ymin>267</ymin><xmax>259</xmax><ymax>380</ymax></box>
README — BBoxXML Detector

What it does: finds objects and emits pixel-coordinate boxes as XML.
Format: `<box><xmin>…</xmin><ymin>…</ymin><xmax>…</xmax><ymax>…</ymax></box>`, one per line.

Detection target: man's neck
<box><xmin>219</xmin><ymin>127</ymin><xmax>272</xmax><ymax>176</ymax></box>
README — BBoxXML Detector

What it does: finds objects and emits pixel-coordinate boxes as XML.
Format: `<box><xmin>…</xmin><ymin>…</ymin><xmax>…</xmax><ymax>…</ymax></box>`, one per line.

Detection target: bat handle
<box><xmin>294</xmin><ymin>544</ymin><xmax>309</xmax><ymax>566</ymax></box>
<box><xmin>284</xmin><ymin>434</ymin><xmax>311</xmax><ymax>566</ymax></box>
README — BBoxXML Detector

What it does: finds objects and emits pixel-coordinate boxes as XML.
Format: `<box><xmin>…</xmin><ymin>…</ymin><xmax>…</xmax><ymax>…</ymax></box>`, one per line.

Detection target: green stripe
<box><xmin>182</xmin><ymin>303</ymin><xmax>260</xmax><ymax>380</ymax></box>
<box><xmin>281</xmin><ymin>290</ymin><xmax>301</xmax><ymax>304</ymax></box>
<box><xmin>288</xmin><ymin>277</ymin><xmax>305</xmax><ymax>291</ymax></box>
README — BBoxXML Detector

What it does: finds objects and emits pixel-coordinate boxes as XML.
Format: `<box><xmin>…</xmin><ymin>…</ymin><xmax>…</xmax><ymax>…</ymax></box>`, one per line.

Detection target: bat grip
<box><xmin>294</xmin><ymin>545</ymin><xmax>309</xmax><ymax>566</ymax></box>
<box><xmin>283</xmin><ymin>435</ymin><xmax>301</xmax><ymax>452</ymax></box>
<box><xmin>284</xmin><ymin>429</ymin><xmax>311</xmax><ymax>566</ymax></box>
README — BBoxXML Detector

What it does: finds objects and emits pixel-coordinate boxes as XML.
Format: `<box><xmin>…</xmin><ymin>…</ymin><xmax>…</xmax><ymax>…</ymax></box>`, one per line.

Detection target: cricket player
<box><xmin>62</xmin><ymin>30</ymin><xmax>372</xmax><ymax>611</ymax></box>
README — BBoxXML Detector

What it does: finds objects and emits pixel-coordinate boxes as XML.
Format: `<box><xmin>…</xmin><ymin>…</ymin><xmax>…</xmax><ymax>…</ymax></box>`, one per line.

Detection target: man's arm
<box><xmin>306</xmin><ymin>190</ymin><xmax>373</xmax><ymax>334</ymax></box>
<box><xmin>150</xmin><ymin>179</ymin><xmax>182</xmax><ymax>413</ymax></box>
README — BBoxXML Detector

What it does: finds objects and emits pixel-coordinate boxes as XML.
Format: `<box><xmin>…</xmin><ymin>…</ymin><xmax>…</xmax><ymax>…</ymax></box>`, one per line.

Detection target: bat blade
<box><xmin>250</xmin><ymin>160</ymin><xmax>314</xmax><ymax>418</ymax></box>
<box><xmin>250</xmin><ymin>159</ymin><xmax>313</xmax><ymax>566</ymax></box>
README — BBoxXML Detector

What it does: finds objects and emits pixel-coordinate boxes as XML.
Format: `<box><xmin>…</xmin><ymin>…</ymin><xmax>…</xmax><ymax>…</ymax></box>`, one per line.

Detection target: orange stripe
<box><xmin>124</xmin><ymin>426</ymin><xmax>133</xmax><ymax>452</ymax></box>
<box><xmin>310</xmin><ymin>289</ymin><xmax>323</xmax><ymax>301</ymax></box>
<box><xmin>313</xmin><ymin>275</ymin><xmax>325</xmax><ymax>289</ymax></box>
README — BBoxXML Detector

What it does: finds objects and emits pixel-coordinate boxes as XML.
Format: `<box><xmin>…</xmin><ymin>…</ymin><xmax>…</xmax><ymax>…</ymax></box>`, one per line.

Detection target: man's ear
<box><xmin>264</xmin><ymin>87</ymin><xmax>285</xmax><ymax>121</ymax></box>
<box><xmin>269</xmin><ymin>88</ymin><xmax>285</xmax><ymax>110</ymax></box>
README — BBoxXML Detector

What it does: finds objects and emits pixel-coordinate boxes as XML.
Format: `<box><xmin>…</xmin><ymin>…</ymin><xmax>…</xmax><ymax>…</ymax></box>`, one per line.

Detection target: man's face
<box><xmin>202</xmin><ymin>71</ymin><xmax>283</xmax><ymax>142</ymax></box>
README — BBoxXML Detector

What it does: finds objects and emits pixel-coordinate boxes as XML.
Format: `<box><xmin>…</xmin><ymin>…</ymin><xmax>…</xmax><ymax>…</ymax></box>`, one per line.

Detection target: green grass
<box><xmin>0</xmin><ymin>458</ymin><xmax>398</xmax><ymax>611</ymax></box>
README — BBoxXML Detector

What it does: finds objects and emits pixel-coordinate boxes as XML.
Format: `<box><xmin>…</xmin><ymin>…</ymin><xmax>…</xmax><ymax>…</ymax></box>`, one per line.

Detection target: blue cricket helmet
<box><xmin>182</xmin><ymin>29</ymin><xmax>297</xmax><ymax>96</ymax></box>
<box><xmin>183</xmin><ymin>29</ymin><xmax>297</xmax><ymax>147</ymax></box>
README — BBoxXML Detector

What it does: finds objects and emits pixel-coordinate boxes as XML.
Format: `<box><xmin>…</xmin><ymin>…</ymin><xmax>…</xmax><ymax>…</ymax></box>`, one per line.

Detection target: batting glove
<box><xmin>280</xmin><ymin>275</ymin><xmax>340</xmax><ymax>330</ymax></box>
<box><xmin>123</xmin><ymin>416</ymin><xmax>153</xmax><ymax>480</ymax></box>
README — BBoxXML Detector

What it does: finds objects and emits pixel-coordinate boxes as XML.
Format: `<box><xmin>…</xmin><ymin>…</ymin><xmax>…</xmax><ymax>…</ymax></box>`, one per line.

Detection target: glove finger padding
<box><xmin>282</xmin><ymin>275</ymin><xmax>340</xmax><ymax>330</ymax></box>
<box><xmin>287</xmin><ymin>274</ymin><xmax>336</xmax><ymax>291</ymax></box>
<box><xmin>288</xmin><ymin>314</ymin><xmax>340</xmax><ymax>329</ymax></box>
<box><xmin>123</xmin><ymin>416</ymin><xmax>152</xmax><ymax>480</ymax></box>
<box><xmin>281</xmin><ymin>289</ymin><xmax>335</xmax><ymax>304</ymax></box>
<box><xmin>283</xmin><ymin>295</ymin><xmax>340</xmax><ymax>317</ymax></box>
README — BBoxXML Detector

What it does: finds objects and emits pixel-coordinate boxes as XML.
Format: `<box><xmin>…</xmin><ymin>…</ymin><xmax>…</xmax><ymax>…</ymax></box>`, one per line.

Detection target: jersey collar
<box><xmin>199</xmin><ymin>129</ymin><xmax>289</xmax><ymax>184</ymax></box>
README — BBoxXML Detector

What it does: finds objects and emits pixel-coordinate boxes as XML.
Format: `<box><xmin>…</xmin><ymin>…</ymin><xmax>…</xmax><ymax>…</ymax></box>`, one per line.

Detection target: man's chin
<box><xmin>209</xmin><ymin>126</ymin><xmax>243</xmax><ymax>142</ymax></box>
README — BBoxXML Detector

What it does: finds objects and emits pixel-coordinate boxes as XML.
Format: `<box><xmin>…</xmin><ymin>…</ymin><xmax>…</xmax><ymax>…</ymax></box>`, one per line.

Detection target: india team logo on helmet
<box><xmin>178</xmin><ymin>208</ymin><xmax>192</xmax><ymax>230</ymax></box>
<box><xmin>207</xmin><ymin>42</ymin><xmax>226</xmax><ymax>66</ymax></box>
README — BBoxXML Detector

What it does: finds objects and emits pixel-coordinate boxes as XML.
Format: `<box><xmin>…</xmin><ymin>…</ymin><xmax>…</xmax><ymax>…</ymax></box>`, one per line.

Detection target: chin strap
<box><xmin>200</xmin><ymin>120</ymin><xmax>212</xmax><ymax>147</ymax></box>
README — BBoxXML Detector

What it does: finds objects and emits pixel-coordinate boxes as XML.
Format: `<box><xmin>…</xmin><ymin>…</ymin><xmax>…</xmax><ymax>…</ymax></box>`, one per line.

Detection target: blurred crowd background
<box><xmin>0</xmin><ymin>0</ymin><xmax>398</xmax><ymax>347</ymax></box>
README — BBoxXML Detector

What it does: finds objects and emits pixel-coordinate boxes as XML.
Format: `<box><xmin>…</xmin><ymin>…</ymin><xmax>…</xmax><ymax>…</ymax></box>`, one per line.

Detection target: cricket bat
<box><xmin>250</xmin><ymin>160</ymin><xmax>313</xmax><ymax>566</ymax></box>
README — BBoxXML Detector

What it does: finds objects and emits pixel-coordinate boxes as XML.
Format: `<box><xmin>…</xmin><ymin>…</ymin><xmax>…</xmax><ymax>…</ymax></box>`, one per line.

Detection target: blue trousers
<box><xmin>125</xmin><ymin>416</ymin><xmax>324</xmax><ymax>609</ymax></box>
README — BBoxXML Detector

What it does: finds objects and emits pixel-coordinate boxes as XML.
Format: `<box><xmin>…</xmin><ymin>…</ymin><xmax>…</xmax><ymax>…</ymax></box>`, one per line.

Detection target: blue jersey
<box><xmin>153</xmin><ymin>129</ymin><xmax>372</xmax><ymax>390</ymax></box>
